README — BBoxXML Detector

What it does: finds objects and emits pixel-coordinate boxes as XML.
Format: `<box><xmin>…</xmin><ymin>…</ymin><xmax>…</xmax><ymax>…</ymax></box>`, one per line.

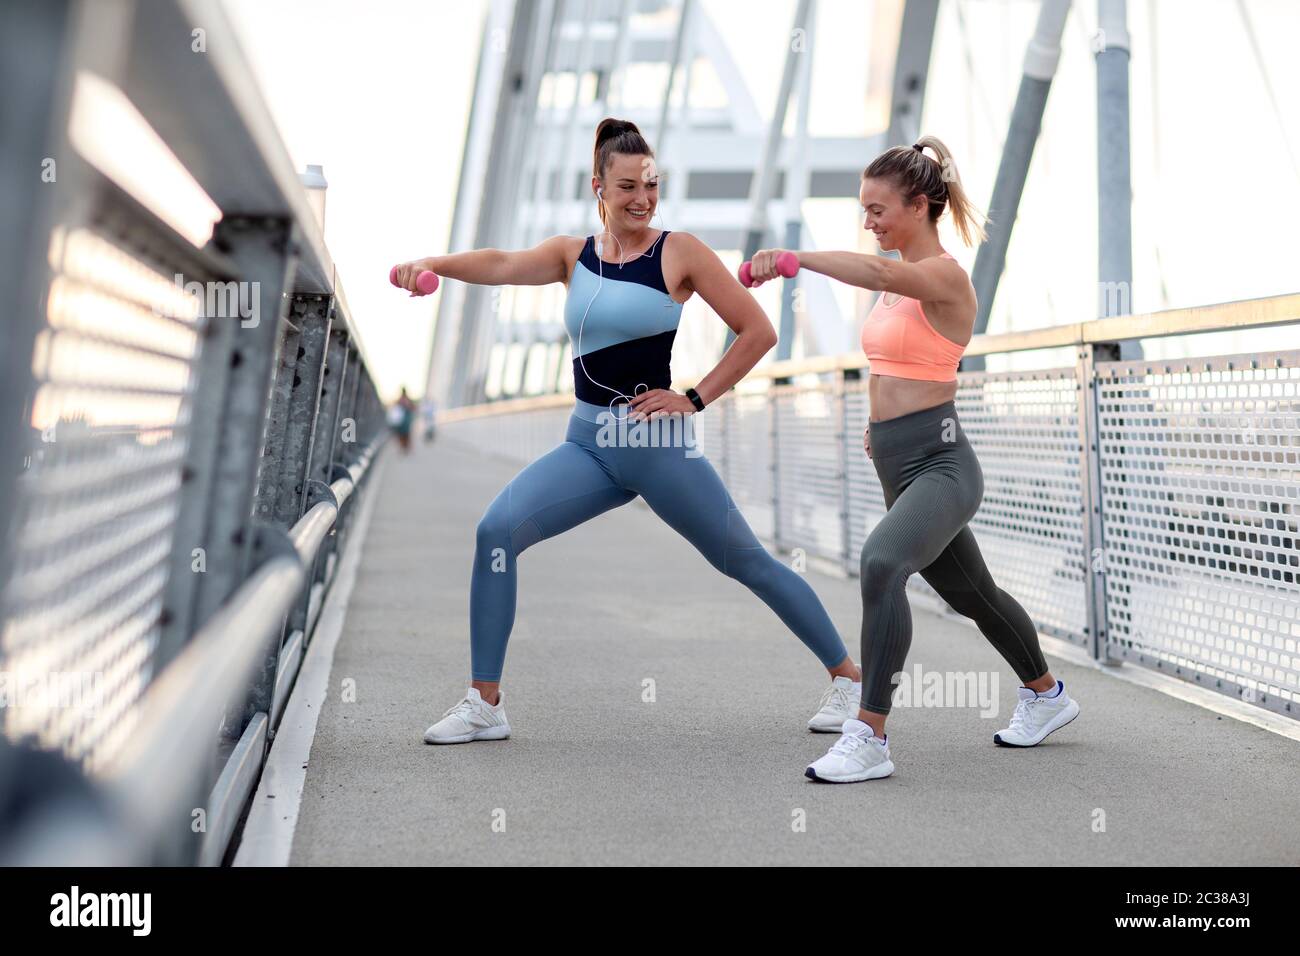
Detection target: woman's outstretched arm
<box><xmin>752</xmin><ymin>247</ymin><xmax>962</xmax><ymax>303</ymax></box>
<box><xmin>393</xmin><ymin>235</ymin><xmax>579</xmax><ymax>292</ymax></box>
<box><xmin>675</xmin><ymin>233</ymin><xmax>777</xmax><ymax>405</ymax></box>
<box><xmin>627</xmin><ymin>232</ymin><xmax>778</xmax><ymax>421</ymax></box>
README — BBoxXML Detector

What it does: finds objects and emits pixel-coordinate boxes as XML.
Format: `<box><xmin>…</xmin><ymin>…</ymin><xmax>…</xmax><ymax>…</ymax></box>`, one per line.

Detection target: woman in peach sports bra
<box><xmin>751</xmin><ymin>135</ymin><xmax>1079</xmax><ymax>783</ymax></box>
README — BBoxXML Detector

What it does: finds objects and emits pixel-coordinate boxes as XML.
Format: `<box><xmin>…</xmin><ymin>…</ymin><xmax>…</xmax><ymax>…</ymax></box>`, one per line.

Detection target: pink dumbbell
<box><xmin>738</xmin><ymin>251</ymin><xmax>799</xmax><ymax>288</ymax></box>
<box><xmin>390</xmin><ymin>265</ymin><xmax>440</xmax><ymax>295</ymax></box>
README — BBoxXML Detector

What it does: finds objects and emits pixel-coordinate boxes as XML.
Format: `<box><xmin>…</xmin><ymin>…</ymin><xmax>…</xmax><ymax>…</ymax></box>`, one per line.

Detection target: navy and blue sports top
<box><xmin>564</xmin><ymin>230</ymin><xmax>684</xmax><ymax>406</ymax></box>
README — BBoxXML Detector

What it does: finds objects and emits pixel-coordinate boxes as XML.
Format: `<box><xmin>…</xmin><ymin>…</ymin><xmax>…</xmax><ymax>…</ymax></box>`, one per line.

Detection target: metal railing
<box><xmin>0</xmin><ymin>0</ymin><xmax>388</xmax><ymax>864</ymax></box>
<box><xmin>437</xmin><ymin>292</ymin><xmax>1300</xmax><ymax>722</ymax></box>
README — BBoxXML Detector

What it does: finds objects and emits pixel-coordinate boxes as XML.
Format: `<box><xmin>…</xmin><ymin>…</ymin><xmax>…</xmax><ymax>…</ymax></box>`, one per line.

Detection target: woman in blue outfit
<box><xmin>394</xmin><ymin>119</ymin><xmax>864</xmax><ymax>744</ymax></box>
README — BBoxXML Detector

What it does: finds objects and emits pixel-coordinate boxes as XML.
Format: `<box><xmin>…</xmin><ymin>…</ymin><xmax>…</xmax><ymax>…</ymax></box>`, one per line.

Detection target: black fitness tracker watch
<box><xmin>685</xmin><ymin>387</ymin><xmax>705</xmax><ymax>412</ymax></box>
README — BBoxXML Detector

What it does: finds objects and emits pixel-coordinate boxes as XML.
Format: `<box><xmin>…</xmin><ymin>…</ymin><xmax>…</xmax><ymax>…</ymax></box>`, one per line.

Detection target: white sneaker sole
<box><xmin>804</xmin><ymin>759</ymin><xmax>895</xmax><ymax>783</ymax></box>
<box><xmin>807</xmin><ymin>715</ymin><xmax>849</xmax><ymax>733</ymax></box>
<box><xmin>994</xmin><ymin>699</ymin><xmax>1079</xmax><ymax>747</ymax></box>
<box><xmin>423</xmin><ymin>723</ymin><xmax>511</xmax><ymax>745</ymax></box>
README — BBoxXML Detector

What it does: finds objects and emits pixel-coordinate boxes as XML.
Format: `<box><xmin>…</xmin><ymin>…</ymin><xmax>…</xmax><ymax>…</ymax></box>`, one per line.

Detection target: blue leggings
<box><xmin>469</xmin><ymin>401</ymin><xmax>850</xmax><ymax>681</ymax></box>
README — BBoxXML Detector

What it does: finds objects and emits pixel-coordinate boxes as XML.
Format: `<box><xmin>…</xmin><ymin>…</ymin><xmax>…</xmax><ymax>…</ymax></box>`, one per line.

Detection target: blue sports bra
<box><xmin>563</xmin><ymin>230</ymin><xmax>683</xmax><ymax>406</ymax></box>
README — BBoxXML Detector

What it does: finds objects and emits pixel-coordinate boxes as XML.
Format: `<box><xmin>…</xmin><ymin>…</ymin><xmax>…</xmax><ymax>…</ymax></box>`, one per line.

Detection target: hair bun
<box><xmin>596</xmin><ymin>117</ymin><xmax>640</xmax><ymax>144</ymax></box>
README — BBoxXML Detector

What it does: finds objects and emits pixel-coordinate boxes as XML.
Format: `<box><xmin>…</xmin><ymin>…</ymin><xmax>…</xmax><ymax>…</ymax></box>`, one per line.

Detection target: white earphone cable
<box><xmin>576</xmin><ymin>187</ymin><xmax>669</xmax><ymax>416</ymax></box>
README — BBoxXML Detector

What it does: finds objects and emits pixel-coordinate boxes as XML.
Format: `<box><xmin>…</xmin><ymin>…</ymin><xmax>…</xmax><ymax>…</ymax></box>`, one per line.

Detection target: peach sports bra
<box><xmin>859</xmin><ymin>253</ymin><xmax>967</xmax><ymax>383</ymax></box>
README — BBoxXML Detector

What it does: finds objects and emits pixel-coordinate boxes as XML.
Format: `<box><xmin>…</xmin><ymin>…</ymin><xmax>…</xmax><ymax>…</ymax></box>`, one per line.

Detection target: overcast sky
<box><xmin>222</xmin><ymin>0</ymin><xmax>1300</xmax><ymax>399</ymax></box>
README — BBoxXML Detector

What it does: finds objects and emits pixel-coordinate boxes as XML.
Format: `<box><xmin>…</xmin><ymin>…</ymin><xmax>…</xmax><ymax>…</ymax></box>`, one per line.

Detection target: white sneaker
<box><xmin>994</xmin><ymin>681</ymin><xmax>1079</xmax><ymax>747</ymax></box>
<box><xmin>805</xmin><ymin>718</ymin><xmax>894</xmax><ymax>783</ymax></box>
<box><xmin>808</xmin><ymin>675</ymin><xmax>861</xmax><ymax>733</ymax></box>
<box><xmin>423</xmin><ymin>688</ymin><xmax>511</xmax><ymax>744</ymax></box>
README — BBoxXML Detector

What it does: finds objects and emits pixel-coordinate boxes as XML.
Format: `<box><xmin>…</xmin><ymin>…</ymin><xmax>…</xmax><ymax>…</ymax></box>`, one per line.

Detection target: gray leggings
<box><xmin>860</xmin><ymin>400</ymin><xmax>1049</xmax><ymax>714</ymax></box>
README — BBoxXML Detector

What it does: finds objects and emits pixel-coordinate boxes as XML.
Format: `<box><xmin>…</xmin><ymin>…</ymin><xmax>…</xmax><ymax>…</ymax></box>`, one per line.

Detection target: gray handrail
<box><xmin>0</xmin><ymin>0</ymin><xmax>396</xmax><ymax>866</ymax></box>
<box><xmin>434</xmin><ymin>291</ymin><xmax>1300</xmax><ymax>423</ymax></box>
<box><xmin>96</xmin><ymin>433</ymin><xmax>384</xmax><ymax>864</ymax></box>
<box><xmin>104</xmin><ymin>555</ymin><xmax>305</xmax><ymax>864</ymax></box>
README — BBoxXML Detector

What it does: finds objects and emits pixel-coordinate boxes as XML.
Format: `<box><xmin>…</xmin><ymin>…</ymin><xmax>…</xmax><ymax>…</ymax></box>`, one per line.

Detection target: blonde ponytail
<box><xmin>864</xmin><ymin>134</ymin><xmax>990</xmax><ymax>247</ymax></box>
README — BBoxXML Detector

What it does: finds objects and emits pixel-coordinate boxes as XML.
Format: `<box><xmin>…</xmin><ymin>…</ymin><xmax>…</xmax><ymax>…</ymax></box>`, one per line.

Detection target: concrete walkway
<box><xmin>286</xmin><ymin>434</ymin><xmax>1299</xmax><ymax>866</ymax></box>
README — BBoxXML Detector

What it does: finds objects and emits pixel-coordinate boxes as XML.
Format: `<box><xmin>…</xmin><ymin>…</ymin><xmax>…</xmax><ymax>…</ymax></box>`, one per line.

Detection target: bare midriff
<box><xmin>867</xmin><ymin>373</ymin><xmax>958</xmax><ymax>422</ymax></box>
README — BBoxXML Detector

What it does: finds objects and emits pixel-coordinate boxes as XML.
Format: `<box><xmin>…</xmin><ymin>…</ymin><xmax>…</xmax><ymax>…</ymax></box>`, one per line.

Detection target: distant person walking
<box><xmin>420</xmin><ymin>396</ymin><xmax>437</xmax><ymax>444</ymax></box>
<box><xmin>389</xmin><ymin>386</ymin><xmax>417</xmax><ymax>454</ymax></box>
